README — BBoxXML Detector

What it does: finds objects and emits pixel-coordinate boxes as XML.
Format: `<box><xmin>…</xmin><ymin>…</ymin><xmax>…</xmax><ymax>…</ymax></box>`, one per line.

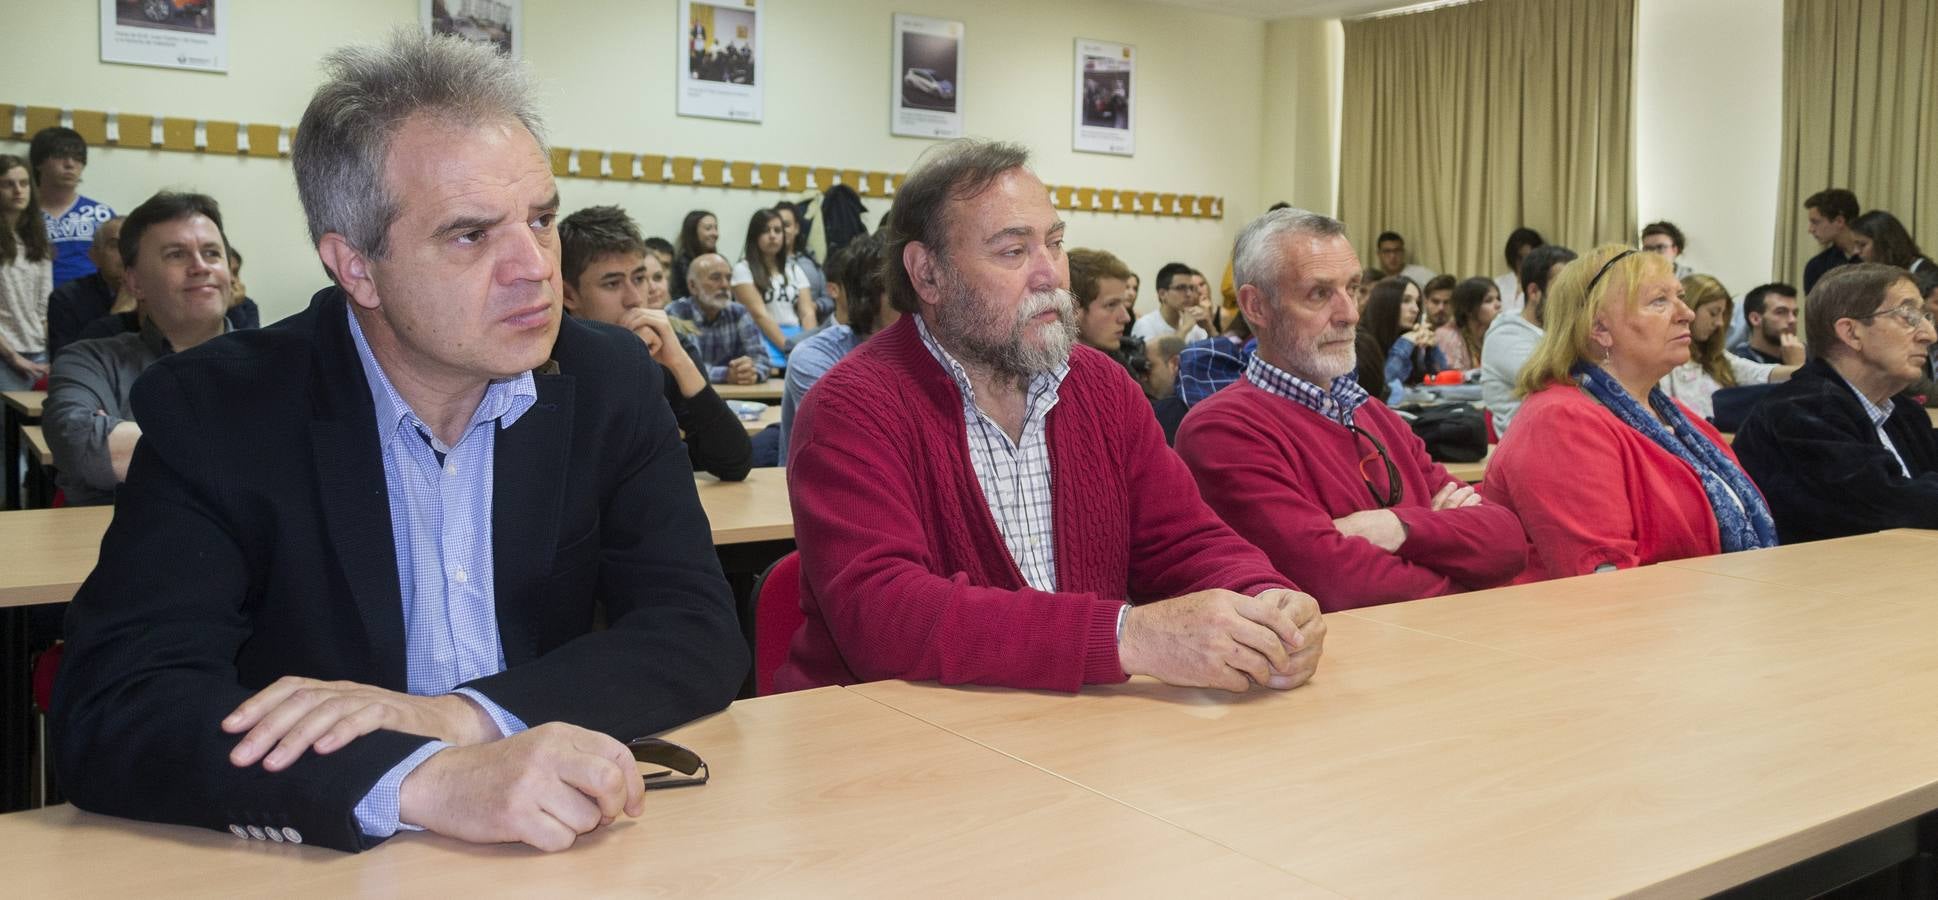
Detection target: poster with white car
<box><xmin>679</xmin><ymin>0</ymin><xmax>764</xmax><ymax>122</ymax></box>
<box><xmin>1074</xmin><ymin>39</ymin><xmax>1134</xmax><ymax>156</ymax></box>
<box><xmin>100</xmin><ymin>0</ymin><xmax>228</xmax><ymax>73</ymax></box>
<box><xmin>422</xmin><ymin>0</ymin><xmax>520</xmax><ymax>58</ymax></box>
<box><xmin>892</xmin><ymin>14</ymin><xmax>963</xmax><ymax>139</ymax></box>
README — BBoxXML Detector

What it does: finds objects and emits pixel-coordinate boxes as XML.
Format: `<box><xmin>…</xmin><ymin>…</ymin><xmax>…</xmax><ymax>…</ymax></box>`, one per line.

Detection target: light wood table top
<box><xmin>714</xmin><ymin>381</ymin><xmax>783</xmax><ymax>403</ymax></box>
<box><xmin>21</xmin><ymin>425</ymin><xmax>50</xmax><ymax>467</ymax></box>
<box><xmin>0</xmin><ymin>506</ymin><xmax>111</xmax><ymax>608</ymax></box>
<box><xmin>741</xmin><ymin>403</ymin><xmax>780</xmax><ymax>436</ymax></box>
<box><xmin>857</xmin><ymin>534</ymin><xmax>1938</xmax><ymax>897</ymax></box>
<box><xmin>697</xmin><ymin>466</ymin><xmax>792</xmax><ymax>544</ymax></box>
<box><xmin>1</xmin><ymin>390</ymin><xmax>42</xmax><ymax>418</ymax></box>
<box><xmin>0</xmin><ymin>687</ymin><xmax>1330</xmax><ymax>897</ymax></box>
<box><xmin>1440</xmin><ymin>443</ymin><xmax>1491</xmax><ymax>483</ymax></box>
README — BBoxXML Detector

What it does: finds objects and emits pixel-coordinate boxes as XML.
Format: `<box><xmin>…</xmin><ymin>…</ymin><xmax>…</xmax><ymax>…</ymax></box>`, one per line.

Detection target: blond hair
<box><xmin>1680</xmin><ymin>274</ymin><xmax>1736</xmax><ymax>388</ymax></box>
<box><xmin>1516</xmin><ymin>244</ymin><xmax>1675</xmax><ymax>397</ymax></box>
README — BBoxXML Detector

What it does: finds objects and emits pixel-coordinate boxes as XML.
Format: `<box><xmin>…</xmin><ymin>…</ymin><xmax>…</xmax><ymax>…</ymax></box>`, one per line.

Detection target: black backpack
<box><xmin>1406</xmin><ymin>402</ymin><xmax>1489</xmax><ymax>463</ymax></box>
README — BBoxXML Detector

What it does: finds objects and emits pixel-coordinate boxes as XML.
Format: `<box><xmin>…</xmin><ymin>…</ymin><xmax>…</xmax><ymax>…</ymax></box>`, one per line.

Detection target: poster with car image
<box><xmin>100</xmin><ymin>0</ymin><xmax>227</xmax><ymax>72</ymax></box>
<box><xmin>422</xmin><ymin>0</ymin><xmax>520</xmax><ymax>58</ymax></box>
<box><xmin>1074</xmin><ymin>39</ymin><xmax>1134</xmax><ymax>156</ymax></box>
<box><xmin>892</xmin><ymin>14</ymin><xmax>963</xmax><ymax>139</ymax></box>
<box><xmin>679</xmin><ymin>0</ymin><xmax>764</xmax><ymax>122</ymax></box>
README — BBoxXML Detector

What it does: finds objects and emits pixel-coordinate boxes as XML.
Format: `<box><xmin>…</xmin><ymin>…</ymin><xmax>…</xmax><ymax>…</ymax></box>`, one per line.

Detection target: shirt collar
<box><xmin>138</xmin><ymin>315</ymin><xmax>230</xmax><ymax>357</ymax></box>
<box><xmin>346</xmin><ymin>303</ymin><xmax>539</xmax><ymax>451</ymax></box>
<box><xmin>1839</xmin><ymin>371</ymin><xmax>1896</xmax><ymax>430</ymax></box>
<box><xmin>913</xmin><ymin>313</ymin><xmax>1070</xmax><ymax>412</ymax></box>
<box><xmin>1244</xmin><ymin>353</ymin><xmax>1368</xmax><ymax>426</ymax></box>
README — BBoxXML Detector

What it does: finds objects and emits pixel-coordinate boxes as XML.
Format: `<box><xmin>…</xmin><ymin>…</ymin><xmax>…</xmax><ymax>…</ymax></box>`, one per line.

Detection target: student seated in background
<box><xmin>643</xmin><ymin>235</ymin><xmax>675</xmax><ymax>273</ymax></box>
<box><xmin>775</xmin><ymin>202</ymin><xmax>834</xmax><ymax>323</ymax></box>
<box><xmin>45</xmin><ymin>215</ymin><xmax>124</xmax><ymax>361</ymax></box>
<box><xmin>668</xmin><ymin>208</ymin><xmax>718</xmax><ymax>299</ymax></box>
<box><xmin>1658</xmin><ymin>275</ymin><xmax>1797</xmax><ymax>422</ymax></box>
<box><xmin>1728</xmin><ymin>283</ymin><xmax>1803</xmax><ymax>365</ymax></box>
<box><xmin>1482</xmin><ymin>246</ymin><xmax>1776</xmax><ymax>580</ymax></box>
<box><xmin>44</xmin><ymin>192</ymin><xmax>236</xmax><ymax>506</ymax></box>
<box><xmin>779</xmin><ymin>233</ymin><xmax>898</xmax><ymax>466</ymax></box>
<box><xmin>1354</xmin><ymin>275</ymin><xmax>1441</xmax><ymax>405</ymax></box>
<box><xmin>1068</xmin><ymin>246</ymin><xmax>1137</xmax><ymax>372</ymax></box>
<box><xmin>53</xmin><ymin>31</ymin><xmax>744</xmax><ymax>854</ymax></box>
<box><xmin>559</xmin><ymin>204</ymin><xmax>750</xmax><ymax>481</ymax></box>
<box><xmin>1733</xmin><ymin>264</ymin><xmax>1938</xmax><ymax>543</ymax></box>
<box><xmin>1802</xmin><ymin>188</ymin><xmax>1862</xmax><ymax>294</ymax></box>
<box><xmin>1435</xmin><ymin>277</ymin><xmax>1500</xmax><ymax>371</ymax></box>
<box><xmin>1421</xmin><ymin>272</ymin><xmax>1456</xmax><ymax>337</ymax></box>
<box><xmin>1480</xmin><ymin>244</ymin><xmax>1577</xmax><ymax>436</ymax></box>
<box><xmin>1850</xmin><ymin>209</ymin><xmax>1935</xmax><ymax>275</ymax></box>
<box><xmin>1132</xmin><ymin>262</ymin><xmax>1210</xmax><ymax>343</ymax></box>
<box><xmin>31</xmin><ymin>126</ymin><xmax>116</xmax><ymax>287</ymax></box>
<box><xmin>780</xmin><ymin>139</ymin><xmax>1324</xmax><ymax>695</ymax></box>
<box><xmin>1495</xmin><ymin>227</ymin><xmax>1545</xmax><ymax>315</ymax></box>
<box><xmin>1179</xmin><ymin>209</ymin><xmax>1523</xmax><ymax>611</ymax></box>
<box><xmin>0</xmin><ymin>153</ymin><xmax>53</xmax><ymax>391</ymax></box>
<box><xmin>73</xmin><ymin>241</ymin><xmax>260</xmax><ymax>343</ymax></box>
<box><xmin>1640</xmin><ymin>220</ymin><xmax>1694</xmax><ymax>279</ymax></box>
<box><xmin>1373</xmin><ymin>230</ymin><xmax>1436</xmax><ymax>284</ymax></box>
<box><xmin>1145</xmin><ymin>334</ymin><xmax>1188</xmax><ymax>444</ymax></box>
<box><xmin>1175</xmin><ymin>311</ymin><xmax>1255</xmax><ymax>407</ymax></box>
<box><xmin>730</xmin><ymin>208</ymin><xmax>816</xmax><ymax>350</ymax></box>
<box><xmin>668</xmin><ymin>252</ymin><xmax>769</xmax><ymax>384</ymax></box>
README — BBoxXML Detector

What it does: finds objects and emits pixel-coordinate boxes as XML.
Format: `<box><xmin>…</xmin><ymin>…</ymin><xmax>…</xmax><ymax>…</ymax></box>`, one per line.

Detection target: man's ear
<box><xmin>561</xmin><ymin>278</ymin><xmax>582</xmax><ymax>315</ymax></box>
<box><xmin>318</xmin><ymin>233</ymin><xmax>380</xmax><ymax>312</ymax></box>
<box><xmin>1236</xmin><ymin>282</ymin><xmax>1270</xmax><ymax>332</ymax></box>
<box><xmin>905</xmin><ymin>241</ymin><xmax>943</xmax><ymax>311</ymax></box>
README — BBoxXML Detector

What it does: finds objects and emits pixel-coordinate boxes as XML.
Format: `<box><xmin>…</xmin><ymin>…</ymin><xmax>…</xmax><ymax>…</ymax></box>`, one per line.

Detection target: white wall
<box><xmin>1260</xmin><ymin>17</ymin><xmax>1344</xmax><ymax>218</ymax></box>
<box><xmin>3</xmin><ymin>0</ymin><xmax>1268</xmax><ymax>323</ymax></box>
<box><xmin>1634</xmin><ymin>0</ymin><xmax>1786</xmax><ymax>295</ymax></box>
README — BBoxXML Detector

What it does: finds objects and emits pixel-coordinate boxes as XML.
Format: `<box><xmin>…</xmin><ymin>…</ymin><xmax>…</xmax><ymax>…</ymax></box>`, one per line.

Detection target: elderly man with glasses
<box><xmin>1733</xmin><ymin>264</ymin><xmax>1938</xmax><ymax>543</ymax></box>
<box><xmin>1176</xmin><ymin>208</ymin><xmax>1526</xmax><ymax>611</ymax></box>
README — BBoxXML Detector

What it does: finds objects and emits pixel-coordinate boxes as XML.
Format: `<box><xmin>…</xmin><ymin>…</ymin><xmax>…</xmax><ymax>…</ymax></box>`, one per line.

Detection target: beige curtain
<box><xmin>1775</xmin><ymin>0</ymin><xmax>1938</xmax><ymax>283</ymax></box>
<box><xmin>1339</xmin><ymin>0</ymin><xmax>1637</xmax><ymax>281</ymax></box>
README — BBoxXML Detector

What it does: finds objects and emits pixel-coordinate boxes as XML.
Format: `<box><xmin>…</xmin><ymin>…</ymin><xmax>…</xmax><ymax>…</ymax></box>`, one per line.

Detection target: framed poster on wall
<box><xmin>891</xmin><ymin>14</ymin><xmax>964</xmax><ymax>139</ymax></box>
<box><xmin>422</xmin><ymin>0</ymin><xmax>520</xmax><ymax>58</ymax></box>
<box><xmin>1074</xmin><ymin>38</ymin><xmax>1134</xmax><ymax>156</ymax></box>
<box><xmin>100</xmin><ymin>0</ymin><xmax>228</xmax><ymax>73</ymax></box>
<box><xmin>679</xmin><ymin>0</ymin><xmax>764</xmax><ymax>123</ymax></box>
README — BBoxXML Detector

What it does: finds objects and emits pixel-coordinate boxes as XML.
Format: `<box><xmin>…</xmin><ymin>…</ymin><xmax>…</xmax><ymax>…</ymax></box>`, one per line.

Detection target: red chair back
<box><xmin>752</xmin><ymin>552</ymin><xmax>804</xmax><ymax>696</ymax></box>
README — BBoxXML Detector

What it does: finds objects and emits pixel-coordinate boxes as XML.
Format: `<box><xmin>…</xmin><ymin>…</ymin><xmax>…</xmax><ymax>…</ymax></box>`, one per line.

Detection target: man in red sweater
<box><xmin>779</xmin><ymin>140</ymin><xmax>1326</xmax><ymax>694</ymax></box>
<box><xmin>1176</xmin><ymin>209</ymin><xmax>1525</xmax><ymax>611</ymax></box>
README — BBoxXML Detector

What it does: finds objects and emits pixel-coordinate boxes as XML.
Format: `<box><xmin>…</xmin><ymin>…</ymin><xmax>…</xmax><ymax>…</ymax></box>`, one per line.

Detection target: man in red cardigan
<box><xmin>1176</xmin><ymin>209</ymin><xmax>1525</xmax><ymax>611</ymax></box>
<box><xmin>778</xmin><ymin>140</ymin><xmax>1326</xmax><ymax>694</ymax></box>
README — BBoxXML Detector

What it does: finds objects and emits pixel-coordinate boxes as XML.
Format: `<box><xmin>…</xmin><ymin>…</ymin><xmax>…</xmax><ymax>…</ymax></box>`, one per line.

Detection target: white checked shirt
<box><xmin>1244</xmin><ymin>354</ymin><xmax>1371</xmax><ymax>427</ymax></box>
<box><xmin>916</xmin><ymin>315</ymin><xmax>1068</xmax><ymax>591</ymax></box>
<box><xmin>1844</xmin><ymin>374</ymin><xmax>1911</xmax><ymax>478</ymax></box>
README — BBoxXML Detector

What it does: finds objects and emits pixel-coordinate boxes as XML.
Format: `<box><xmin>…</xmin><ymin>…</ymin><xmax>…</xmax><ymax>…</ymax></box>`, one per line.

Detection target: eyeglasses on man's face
<box><xmin>1850</xmin><ymin>302</ymin><xmax>1937</xmax><ymax>331</ymax></box>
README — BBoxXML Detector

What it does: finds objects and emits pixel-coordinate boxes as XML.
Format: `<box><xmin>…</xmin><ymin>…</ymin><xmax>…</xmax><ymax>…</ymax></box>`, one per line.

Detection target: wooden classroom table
<box><xmin>0</xmin><ymin>687</ymin><xmax>1329</xmax><ymax>897</ymax></box>
<box><xmin>695</xmin><ymin>466</ymin><xmax>792</xmax><ymax>544</ymax></box>
<box><xmin>1440</xmin><ymin>443</ymin><xmax>1490</xmax><ymax>483</ymax></box>
<box><xmin>855</xmin><ymin>531</ymin><xmax>1938</xmax><ymax>898</ymax></box>
<box><xmin>2</xmin><ymin>390</ymin><xmax>45</xmax><ymax>511</ymax></box>
<box><xmin>713</xmin><ymin>381</ymin><xmax>784</xmax><ymax>403</ymax></box>
<box><xmin>741</xmin><ymin>403</ymin><xmax>780</xmax><ymax>436</ymax></box>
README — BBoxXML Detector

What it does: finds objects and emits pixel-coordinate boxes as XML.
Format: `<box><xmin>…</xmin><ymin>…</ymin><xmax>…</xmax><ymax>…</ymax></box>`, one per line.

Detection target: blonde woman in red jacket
<box><xmin>1481</xmin><ymin>245</ymin><xmax>1777</xmax><ymax>579</ymax></box>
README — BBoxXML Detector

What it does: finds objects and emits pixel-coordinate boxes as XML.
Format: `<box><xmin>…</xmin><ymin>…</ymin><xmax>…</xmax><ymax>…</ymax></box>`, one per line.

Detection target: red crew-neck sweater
<box><xmin>1482</xmin><ymin>383</ymin><xmax>1743</xmax><ymax>579</ymax></box>
<box><xmin>776</xmin><ymin>316</ymin><xmax>1290</xmax><ymax>693</ymax></box>
<box><xmin>1177</xmin><ymin>379</ymin><xmax>1526</xmax><ymax>611</ymax></box>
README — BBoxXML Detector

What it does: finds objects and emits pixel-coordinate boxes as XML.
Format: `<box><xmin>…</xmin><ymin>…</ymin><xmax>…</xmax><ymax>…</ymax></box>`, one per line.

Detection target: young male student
<box><xmin>779</xmin><ymin>139</ymin><xmax>1325</xmax><ymax>695</ymax></box>
<box><xmin>1734</xmin><ymin>264</ymin><xmax>1938</xmax><ymax>542</ymax></box>
<box><xmin>1803</xmin><ymin>188</ymin><xmax>1863</xmax><ymax>294</ymax></box>
<box><xmin>559</xmin><ymin>204</ymin><xmax>750</xmax><ymax>480</ymax></box>
<box><xmin>1729</xmin><ymin>283</ymin><xmax>1802</xmax><ymax>365</ymax></box>
<box><xmin>53</xmin><ymin>31</ymin><xmax>745</xmax><ymax>854</ymax></box>
<box><xmin>45</xmin><ymin>216</ymin><xmax>125</xmax><ymax>361</ymax></box>
<box><xmin>1178</xmin><ymin>209</ymin><xmax>1524</xmax><ymax>611</ymax></box>
<box><xmin>44</xmin><ymin>194</ymin><xmax>233</xmax><ymax>506</ymax></box>
<box><xmin>31</xmin><ymin>127</ymin><xmax>116</xmax><ymax>286</ymax></box>
<box><xmin>1374</xmin><ymin>230</ymin><xmax>1436</xmax><ymax>284</ymax></box>
<box><xmin>1480</xmin><ymin>244</ymin><xmax>1577</xmax><ymax>435</ymax></box>
<box><xmin>1131</xmin><ymin>262</ymin><xmax>1210</xmax><ymax>343</ymax></box>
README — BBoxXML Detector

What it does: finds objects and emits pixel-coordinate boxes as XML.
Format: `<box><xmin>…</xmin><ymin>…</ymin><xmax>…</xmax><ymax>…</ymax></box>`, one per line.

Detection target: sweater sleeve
<box><xmin>1380</xmin><ymin>414</ymin><xmax>1527</xmax><ymax>589</ymax></box>
<box><xmin>1486</xmin><ymin>399</ymin><xmax>1644</xmax><ymax>578</ymax></box>
<box><xmin>1178</xmin><ymin>404</ymin><xmax>1457</xmax><ymax>610</ymax></box>
<box><xmin>44</xmin><ymin>340</ymin><xmax>126</xmax><ymax>492</ymax></box>
<box><xmin>788</xmin><ymin>389</ymin><xmax>1127</xmax><ymax>692</ymax></box>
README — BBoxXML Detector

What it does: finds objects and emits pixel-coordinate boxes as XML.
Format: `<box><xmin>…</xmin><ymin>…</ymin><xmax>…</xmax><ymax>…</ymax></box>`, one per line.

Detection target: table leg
<box><xmin>4</xmin><ymin>406</ymin><xmax>19</xmax><ymax>511</ymax></box>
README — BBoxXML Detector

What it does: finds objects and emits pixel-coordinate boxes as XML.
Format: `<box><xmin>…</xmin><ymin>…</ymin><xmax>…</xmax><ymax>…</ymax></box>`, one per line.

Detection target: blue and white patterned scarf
<box><xmin>1573</xmin><ymin>362</ymin><xmax>1778</xmax><ymax>553</ymax></box>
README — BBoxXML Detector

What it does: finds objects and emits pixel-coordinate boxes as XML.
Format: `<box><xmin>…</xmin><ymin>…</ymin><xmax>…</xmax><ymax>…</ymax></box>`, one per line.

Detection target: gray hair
<box><xmin>1231</xmin><ymin>207</ymin><xmax>1347</xmax><ymax>301</ymax></box>
<box><xmin>292</xmin><ymin>29</ymin><xmax>546</xmax><ymax>264</ymax></box>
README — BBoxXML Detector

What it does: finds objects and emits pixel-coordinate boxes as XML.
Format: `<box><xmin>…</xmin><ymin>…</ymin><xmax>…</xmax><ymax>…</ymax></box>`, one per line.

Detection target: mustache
<box><xmin>1015</xmin><ymin>288</ymin><xmax>1076</xmax><ymax>324</ymax></box>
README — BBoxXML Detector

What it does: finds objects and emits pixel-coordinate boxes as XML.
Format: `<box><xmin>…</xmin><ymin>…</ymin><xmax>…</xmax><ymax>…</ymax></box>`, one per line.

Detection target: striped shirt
<box><xmin>346</xmin><ymin>305</ymin><xmax>537</xmax><ymax>837</ymax></box>
<box><xmin>1844</xmin><ymin>374</ymin><xmax>1910</xmax><ymax>478</ymax></box>
<box><xmin>915</xmin><ymin>315</ymin><xmax>1067</xmax><ymax>592</ymax></box>
<box><xmin>1245</xmin><ymin>353</ymin><xmax>1371</xmax><ymax>427</ymax></box>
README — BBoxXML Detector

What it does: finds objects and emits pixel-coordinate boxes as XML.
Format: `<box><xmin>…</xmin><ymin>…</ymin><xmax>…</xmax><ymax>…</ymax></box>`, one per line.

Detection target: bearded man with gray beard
<box><xmin>775</xmin><ymin>140</ymin><xmax>1326</xmax><ymax>694</ymax></box>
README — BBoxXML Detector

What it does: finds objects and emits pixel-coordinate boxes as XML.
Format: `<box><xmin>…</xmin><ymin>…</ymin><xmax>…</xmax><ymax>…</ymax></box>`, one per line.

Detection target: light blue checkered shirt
<box><xmin>915</xmin><ymin>315</ymin><xmax>1067</xmax><ymax>591</ymax></box>
<box><xmin>344</xmin><ymin>306</ymin><xmax>539</xmax><ymax>838</ymax></box>
<box><xmin>1244</xmin><ymin>354</ymin><xmax>1370</xmax><ymax>427</ymax></box>
<box><xmin>1843</xmin><ymin>373</ymin><xmax>1910</xmax><ymax>478</ymax></box>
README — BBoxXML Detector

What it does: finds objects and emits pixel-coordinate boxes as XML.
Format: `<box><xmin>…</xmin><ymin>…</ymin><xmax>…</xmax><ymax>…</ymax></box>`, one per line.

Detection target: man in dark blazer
<box><xmin>1733</xmin><ymin>264</ymin><xmax>1938</xmax><ymax>543</ymax></box>
<box><xmin>52</xmin><ymin>31</ymin><xmax>746</xmax><ymax>854</ymax></box>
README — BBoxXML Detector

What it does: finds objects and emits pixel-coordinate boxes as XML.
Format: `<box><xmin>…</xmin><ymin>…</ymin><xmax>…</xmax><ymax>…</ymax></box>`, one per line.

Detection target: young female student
<box><xmin>1435</xmin><ymin>277</ymin><xmax>1501</xmax><ymax>370</ymax></box>
<box><xmin>1657</xmin><ymin>275</ymin><xmax>1798</xmax><ymax>420</ymax></box>
<box><xmin>1355</xmin><ymin>275</ymin><xmax>1442</xmax><ymax>404</ymax></box>
<box><xmin>731</xmin><ymin>207</ymin><xmax>817</xmax><ymax>350</ymax></box>
<box><xmin>1850</xmin><ymin>210</ymin><xmax>1935</xmax><ymax>275</ymax></box>
<box><xmin>774</xmin><ymin>202</ymin><xmax>833</xmax><ymax>323</ymax></box>
<box><xmin>668</xmin><ymin>208</ymin><xmax>719</xmax><ymax>299</ymax></box>
<box><xmin>0</xmin><ymin>155</ymin><xmax>53</xmax><ymax>390</ymax></box>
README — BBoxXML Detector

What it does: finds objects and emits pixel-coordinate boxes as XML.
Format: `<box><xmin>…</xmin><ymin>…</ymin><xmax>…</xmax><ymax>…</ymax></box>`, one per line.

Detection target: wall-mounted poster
<box><xmin>891</xmin><ymin>14</ymin><xmax>963</xmax><ymax>140</ymax></box>
<box><xmin>99</xmin><ymin>0</ymin><xmax>228</xmax><ymax>73</ymax></box>
<box><xmin>423</xmin><ymin>0</ymin><xmax>520</xmax><ymax>58</ymax></box>
<box><xmin>1074</xmin><ymin>39</ymin><xmax>1134</xmax><ymax>156</ymax></box>
<box><xmin>679</xmin><ymin>0</ymin><xmax>763</xmax><ymax>123</ymax></box>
